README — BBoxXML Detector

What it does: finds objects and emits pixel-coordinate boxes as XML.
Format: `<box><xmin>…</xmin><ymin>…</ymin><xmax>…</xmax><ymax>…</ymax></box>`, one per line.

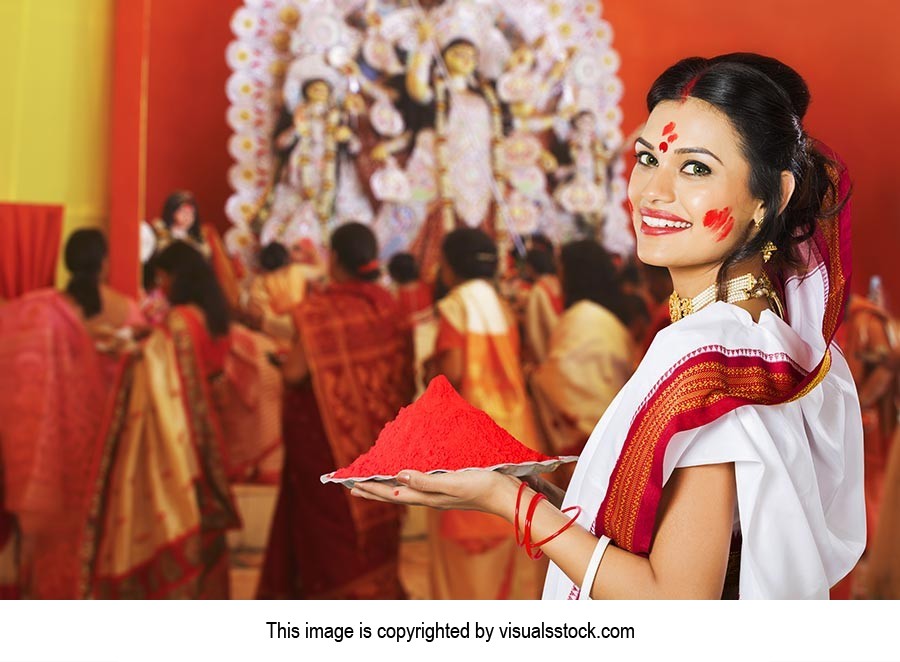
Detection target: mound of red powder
<box><xmin>330</xmin><ymin>375</ymin><xmax>554</xmax><ymax>479</ymax></box>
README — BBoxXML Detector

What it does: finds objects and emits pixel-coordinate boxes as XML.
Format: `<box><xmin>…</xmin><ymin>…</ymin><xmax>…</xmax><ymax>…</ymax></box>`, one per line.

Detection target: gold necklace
<box><xmin>669</xmin><ymin>272</ymin><xmax>784</xmax><ymax>322</ymax></box>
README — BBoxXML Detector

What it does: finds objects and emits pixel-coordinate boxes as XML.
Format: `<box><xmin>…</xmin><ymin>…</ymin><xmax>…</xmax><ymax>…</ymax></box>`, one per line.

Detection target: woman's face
<box><xmin>627</xmin><ymin>98</ymin><xmax>763</xmax><ymax>273</ymax></box>
<box><xmin>172</xmin><ymin>202</ymin><xmax>196</xmax><ymax>231</ymax></box>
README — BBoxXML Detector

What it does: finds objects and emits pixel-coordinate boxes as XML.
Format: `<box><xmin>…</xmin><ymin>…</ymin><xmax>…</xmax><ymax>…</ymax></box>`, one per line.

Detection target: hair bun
<box><xmin>712</xmin><ymin>53</ymin><xmax>810</xmax><ymax>119</ymax></box>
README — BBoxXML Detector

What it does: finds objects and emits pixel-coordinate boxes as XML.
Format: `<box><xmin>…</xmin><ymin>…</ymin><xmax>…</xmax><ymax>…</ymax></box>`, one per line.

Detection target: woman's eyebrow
<box><xmin>673</xmin><ymin>146</ymin><xmax>724</xmax><ymax>165</ymax></box>
<box><xmin>635</xmin><ymin>137</ymin><xmax>654</xmax><ymax>150</ymax></box>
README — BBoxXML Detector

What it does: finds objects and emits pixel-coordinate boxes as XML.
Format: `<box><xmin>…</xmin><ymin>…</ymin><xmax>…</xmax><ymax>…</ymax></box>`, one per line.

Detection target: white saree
<box><xmin>543</xmin><ymin>242</ymin><xmax>865</xmax><ymax>599</ymax></box>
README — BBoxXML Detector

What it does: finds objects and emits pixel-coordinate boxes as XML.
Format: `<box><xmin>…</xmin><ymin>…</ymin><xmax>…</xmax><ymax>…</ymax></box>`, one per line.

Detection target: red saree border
<box><xmin>168</xmin><ymin>308</ymin><xmax>240</xmax><ymax>533</ymax></box>
<box><xmin>80</xmin><ymin>356</ymin><xmax>135</xmax><ymax>598</ymax></box>
<box><xmin>597</xmin><ymin>349</ymin><xmax>809</xmax><ymax>554</ymax></box>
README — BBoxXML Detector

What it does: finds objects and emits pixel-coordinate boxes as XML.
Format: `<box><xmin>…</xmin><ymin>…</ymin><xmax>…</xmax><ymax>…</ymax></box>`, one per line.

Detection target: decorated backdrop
<box><xmin>224</xmin><ymin>0</ymin><xmax>630</xmax><ymax>272</ymax></box>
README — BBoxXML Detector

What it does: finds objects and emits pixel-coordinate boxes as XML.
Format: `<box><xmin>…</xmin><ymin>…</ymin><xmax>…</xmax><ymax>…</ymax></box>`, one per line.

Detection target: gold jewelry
<box><xmin>762</xmin><ymin>241</ymin><xmax>778</xmax><ymax>263</ymax></box>
<box><xmin>669</xmin><ymin>272</ymin><xmax>784</xmax><ymax>322</ymax></box>
<box><xmin>752</xmin><ymin>216</ymin><xmax>763</xmax><ymax>229</ymax></box>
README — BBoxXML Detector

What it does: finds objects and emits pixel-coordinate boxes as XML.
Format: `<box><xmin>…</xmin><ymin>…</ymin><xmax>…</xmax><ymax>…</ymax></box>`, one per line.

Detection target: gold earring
<box><xmin>762</xmin><ymin>241</ymin><xmax>777</xmax><ymax>263</ymax></box>
<box><xmin>753</xmin><ymin>217</ymin><xmax>763</xmax><ymax>229</ymax></box>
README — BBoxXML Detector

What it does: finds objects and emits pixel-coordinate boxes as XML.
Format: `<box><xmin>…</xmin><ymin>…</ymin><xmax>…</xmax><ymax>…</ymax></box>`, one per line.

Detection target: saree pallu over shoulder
<box><xmin>88</xmin><ymin>308</ymin><xmax>239</xmax><ymax>598</ymax></box>
<box><xmin>0</xmin><ymin>290</ymin><xmax>118</xmax><ymax>598</ymax></box>
<box><xmin>294</xmin><ymin>281</ymin><xmax>415</xmax><ymax>544</ymax></box>
<box><xmin>437</xmin><ymin>279</ymin><xmax>543</xmax><ymax>449</ymax></box>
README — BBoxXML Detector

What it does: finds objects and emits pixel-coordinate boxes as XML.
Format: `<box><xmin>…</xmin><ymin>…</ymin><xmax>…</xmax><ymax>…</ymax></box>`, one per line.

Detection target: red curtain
<box><xmin>0</xmin><ymin>203</ymin><xmax>64</xmax><ymax>299</ymax></box>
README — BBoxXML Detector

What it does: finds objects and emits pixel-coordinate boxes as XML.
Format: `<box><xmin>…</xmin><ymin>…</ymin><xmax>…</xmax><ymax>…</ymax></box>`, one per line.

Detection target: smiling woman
<box><xmin>352</xmin><ymin>53</ymin><xmax>864</xmax><ymax>600</ymax></box>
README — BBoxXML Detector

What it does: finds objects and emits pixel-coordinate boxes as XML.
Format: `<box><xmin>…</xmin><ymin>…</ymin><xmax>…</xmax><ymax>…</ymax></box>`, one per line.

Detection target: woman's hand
<box><xmin>351</xmin><ymin>469</ymin><xmax>520</xmax><ymax>521</ymax></box>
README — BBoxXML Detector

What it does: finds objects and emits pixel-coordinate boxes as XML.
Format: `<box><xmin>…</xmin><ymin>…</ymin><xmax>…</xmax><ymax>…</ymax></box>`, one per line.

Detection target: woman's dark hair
<box><xmin>161</xmin><ymin>190</ymin><xmax>202</xmax><ymax>243</ymax></box>
<box><xmin>560</xmin><ymin>239</ymin><xmax>627</xmax><ymax>322</ymax></box>
<box><xmin>621</xmin><ymin>292</ymin><xmax>651</xmax><ymax>327</ymax></box>
<box><xmin>388</xmin><ymin>252</ymin><xmax>420</xmax><ymax>285</ymax></box>
<box><xmin>259</xmin><ymin>242</ymin><xmax>290</xmax><ymax>273</ymax></box>
<box><xmin>155</xmin><ymin>242</ymin><xmax>230</xmax><ymax>337</ymax></box>
<box><xmin>525</xmin><ymin>248</ymin><xmax>556</xmax><ymax>277</ymax></box>
<box><xmin>331</xmin><ymin>222</ymin><xmax>381</xmax><ymax>282</ymax></box>
<box><xmin>65</xmin><ymin>229</ymin><xmax>107</xmax><ymax>319</ymax></box>
<box><xmin>647</xmin><ymin>53</ymin><xmax>849</xmax><ymax>296</ymax></box>
<box><xmin>442</xmin><ymin>227</ymin><xmax>498</xmax><ymax>282</ymax></box>
<box><xmin>529</xmin><ymin>233</ymin><xmax>554</xmax><ymax>254</ymax></box>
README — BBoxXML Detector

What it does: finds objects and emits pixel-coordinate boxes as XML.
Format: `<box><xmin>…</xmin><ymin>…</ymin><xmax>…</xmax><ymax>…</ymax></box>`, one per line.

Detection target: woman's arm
<box><xmin>353</xmin><ymin>461</ymin><xmax>735</xmax><ymax>599</ymax></box>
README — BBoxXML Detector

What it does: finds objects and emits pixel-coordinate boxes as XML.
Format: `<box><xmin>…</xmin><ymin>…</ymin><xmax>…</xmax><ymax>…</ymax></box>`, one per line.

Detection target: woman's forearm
<box><xmin>489</xmin><ymin>468</ymin><xmax>733</xmax><ymax>600</ymax></box>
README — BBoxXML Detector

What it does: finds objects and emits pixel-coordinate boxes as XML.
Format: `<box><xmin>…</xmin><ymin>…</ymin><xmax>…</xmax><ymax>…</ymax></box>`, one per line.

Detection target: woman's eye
<box><xmin>635</xmin><ymin>151</ymin><xmax>658</xmax><ymax>167</ymax></box>
<box><xmin>682</xmin><ymin>161</ymin><xmax>712</xmax><ymax>176</ymax></box>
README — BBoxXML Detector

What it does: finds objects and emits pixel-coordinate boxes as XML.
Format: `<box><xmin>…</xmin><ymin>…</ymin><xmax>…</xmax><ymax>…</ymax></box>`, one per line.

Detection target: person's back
<box><xmin>0</xmin><ymin>288</ymin><xmax>112</xmax><ymax>598</ymax></box>
<box><xmin>424</xmin><ymin>228</ymin><xmax>545</xmax><ymax>600</ymax></box>
<box><xmin>259</xmin><ymin>222</ymin><xmax>414</xmax><ymax>599</ymax></box>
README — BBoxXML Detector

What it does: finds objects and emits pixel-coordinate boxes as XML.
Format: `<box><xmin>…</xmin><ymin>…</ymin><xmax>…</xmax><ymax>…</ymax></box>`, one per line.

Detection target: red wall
<box><xmin>144</xmin><ymin>0</ymin><xmax>242</xmax><ymax>231</ymax></box>
<box><xmin>604</xmin><ymin>0</ymin><xmax>900</xmax><ymax>300</ymax></box>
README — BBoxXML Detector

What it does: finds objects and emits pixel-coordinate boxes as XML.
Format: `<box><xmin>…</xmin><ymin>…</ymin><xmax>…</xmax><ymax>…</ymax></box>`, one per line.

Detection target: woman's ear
<box><xmin>778</xmin><ymin>171</ymin><xmax>796</xmax><ymax>216</ymax></box>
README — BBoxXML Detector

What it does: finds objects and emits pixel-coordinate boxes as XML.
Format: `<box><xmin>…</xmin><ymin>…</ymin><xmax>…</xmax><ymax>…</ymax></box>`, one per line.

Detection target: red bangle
<box><xmin>523</xmin><ymin>491</ymin><xmax>547</xmax><ymax>560</ymax></box>
<box><xmin>531</xmin><ymin>505</ymin><xmax>583</xmax><ymax>551</ymax></box>
<box><xmin>514</xmin><ymin>481</ymin><xmax>528</xmax><ymax>547</ymax></box>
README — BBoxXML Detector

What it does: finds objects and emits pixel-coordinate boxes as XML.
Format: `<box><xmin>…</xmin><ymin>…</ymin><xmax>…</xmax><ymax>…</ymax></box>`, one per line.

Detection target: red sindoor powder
<box><xmin>331</xmin><ymin>375</ymin><xmax>553</xmax><ymax>478</ymax></box>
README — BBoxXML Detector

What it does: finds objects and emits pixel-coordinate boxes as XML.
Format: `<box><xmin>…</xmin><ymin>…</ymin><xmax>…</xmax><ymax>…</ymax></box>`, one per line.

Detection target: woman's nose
<box><xmin>639</xmin><ymin>163</ymin><xmax>677</xmax><ymax>206</ymax></box>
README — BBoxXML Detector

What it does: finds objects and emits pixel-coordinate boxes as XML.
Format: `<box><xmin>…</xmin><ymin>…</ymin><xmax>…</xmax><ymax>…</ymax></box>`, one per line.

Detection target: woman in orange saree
<box><xmin>258</xmin><ymin>223</ymin><xmax>414</xmax><ymax>599</ymax></box>
<box><xmin>89</xmin><ymin>243</ymin><xmax>240</xmax><ymax>598</ymax></box>
<box><xmin>421</xmin><ymin>228</ymin><xmax>546</xmax><ymax>600</ymax></box>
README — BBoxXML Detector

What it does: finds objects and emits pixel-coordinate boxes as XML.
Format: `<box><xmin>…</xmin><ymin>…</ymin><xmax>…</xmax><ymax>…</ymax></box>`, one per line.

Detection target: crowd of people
<box><xmin>0</xmin><ymin>182</ymin><xmax>662</xmax><ymax>599</ymax></box>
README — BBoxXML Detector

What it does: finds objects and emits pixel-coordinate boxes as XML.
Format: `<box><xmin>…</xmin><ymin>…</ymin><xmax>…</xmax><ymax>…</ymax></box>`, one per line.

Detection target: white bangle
<box><xmin>579</xmin><ymin>535</ymin><xmax>611</xmax><ymax>600</ymax></box>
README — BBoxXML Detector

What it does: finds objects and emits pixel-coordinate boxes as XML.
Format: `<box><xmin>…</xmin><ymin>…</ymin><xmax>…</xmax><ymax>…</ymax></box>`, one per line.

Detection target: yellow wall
<box><xmin>0</xmin><ymin>0</ymin><xmax>115</xmax><ymax>283</ymax></box>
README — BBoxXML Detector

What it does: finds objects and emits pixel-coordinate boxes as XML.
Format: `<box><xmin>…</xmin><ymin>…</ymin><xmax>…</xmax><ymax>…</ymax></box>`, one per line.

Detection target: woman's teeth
<box><xmin>642</xmin><ymin>215</ymin><xmax>692</xmax><ymax>229</ymax></box>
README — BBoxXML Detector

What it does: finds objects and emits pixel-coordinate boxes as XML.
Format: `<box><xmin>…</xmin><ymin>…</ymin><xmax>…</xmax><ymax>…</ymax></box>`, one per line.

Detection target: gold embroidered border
<box><xmin>603</xmin><ymin>359</ymin><xmax>800</xmax><ymax>552</ymax></box>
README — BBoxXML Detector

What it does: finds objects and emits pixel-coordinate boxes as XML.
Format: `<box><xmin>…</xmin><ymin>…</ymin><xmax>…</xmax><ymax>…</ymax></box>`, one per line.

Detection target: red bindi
<box><xmin>658</xmin><ymin>142</ymin><xmax>669</xmax><ymax>153</ymax></box>
<box><xmin>666</xmin><ymin>133</ymin><xmax>678</xmax><ymax>144</ymax></box>
<box><xmin>662</xmin><ymin>122</ymin><xmax>676</xmax><ymax>136</ymax></box>
<box><xmin>702</xmin><ymin>207</ymin><xmax>735</xmax><ymax>242</ymax></box>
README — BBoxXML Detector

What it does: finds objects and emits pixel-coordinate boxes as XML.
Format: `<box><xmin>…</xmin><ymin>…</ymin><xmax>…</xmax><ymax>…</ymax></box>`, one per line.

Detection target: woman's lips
<box><xmin>639</xmin><ymin>207</ymin><xmax>692</xmax><ymax>235</ymax></box>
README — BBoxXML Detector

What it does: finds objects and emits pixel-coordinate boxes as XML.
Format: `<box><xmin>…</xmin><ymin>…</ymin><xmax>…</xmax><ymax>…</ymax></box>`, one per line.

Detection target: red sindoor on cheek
<box><xmin>702</xmin><ymin>207</ymin><xmax>735</xmax><ymax>242</ymax></box>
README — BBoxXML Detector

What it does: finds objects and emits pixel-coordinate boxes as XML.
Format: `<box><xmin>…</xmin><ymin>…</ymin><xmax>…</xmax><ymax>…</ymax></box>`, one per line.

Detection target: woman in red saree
<box><xmin>258</xmin><ymin>222</ymin><xmax>414</xmax><ymax>599</ymax></box>
<box><xmin>0</xmin><ymin>229</ymin><xmax>143</xmax><ymax>598</ymax></box>
<box><xmin>89</xmin><ymin>243</ymin><xmax>240</xmax><ymax>598</ymax></box>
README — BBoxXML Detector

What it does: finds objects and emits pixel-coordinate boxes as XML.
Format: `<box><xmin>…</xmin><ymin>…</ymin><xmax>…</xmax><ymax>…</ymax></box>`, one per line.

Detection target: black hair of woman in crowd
<box><xmin>259</xmin><ymin>242</ymin><xmax>291</xmax><ymax>273</ymax></box>
<box><xmin>441</xmin><ymin>227</ymin><xmax>498</xmax><ymax>282</ymax></box>
<box><xmin>525</xmin><ymin>248</ymin><xmax>556</xmax><ymax>278</ymax></box>
<box><xmin>387</xmin><ymin>252</ymin><xmax>420</xmax><ymax>285</ymax></box>
<box><xmin>648</xmin><ymin>53</ymin><xmax>849</xmax><ymax>297</ymax></box>
<box><xmin>65</xmin><ymin>228</ymin><xmax>107</xmax><ymax>319</ymax></box>
<box><xmin>331</xmin><ymin>222</ymin><xmax>381</xmax><ymax>282</ymax></box>
<box><xmin>560</xmin><ymin>239</ymin><xmax>627</xmax><ymax>324</ymax></box>
<box><xmin>161</xmin><ymin>190</ymin><xmax>203</xmax><ymax>243</ymax></box>
<box><xmin>154</xmin><ymin>242</ymin><xmax>230</xmax><ymax>337</ymax></box>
